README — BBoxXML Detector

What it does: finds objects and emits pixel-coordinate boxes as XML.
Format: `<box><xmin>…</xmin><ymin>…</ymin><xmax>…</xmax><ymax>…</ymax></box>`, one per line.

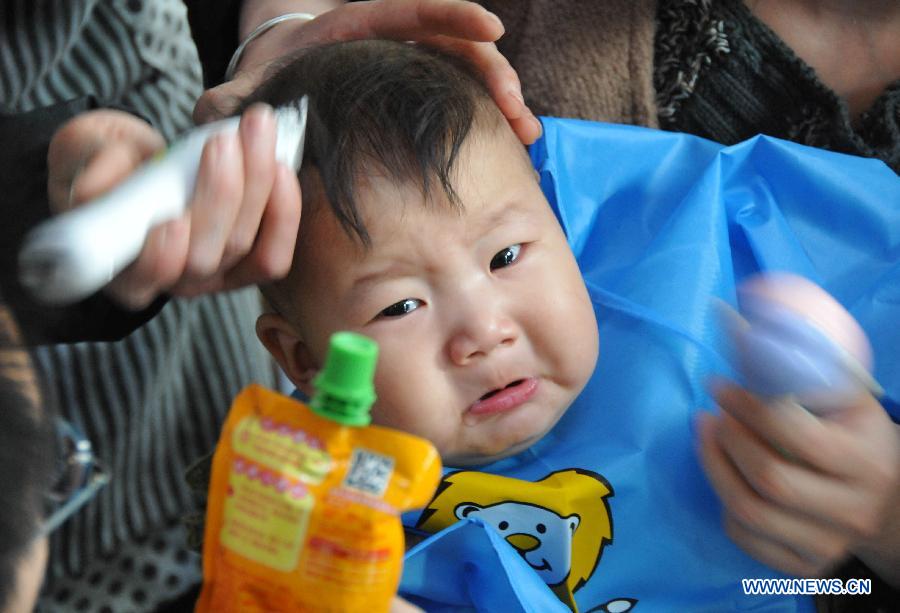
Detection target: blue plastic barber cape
<box><xmin>398</xmin><ymin>118</ymin><xmax>900</xmax><ymax>612</ymax></box>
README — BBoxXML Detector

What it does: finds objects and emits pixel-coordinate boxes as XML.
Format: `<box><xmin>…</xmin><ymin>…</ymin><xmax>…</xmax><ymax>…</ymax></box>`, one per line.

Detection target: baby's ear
<box><xmin>255</xmin><ymin>313</ymin><xmax>318</xmax><ymax>397</ymax></box>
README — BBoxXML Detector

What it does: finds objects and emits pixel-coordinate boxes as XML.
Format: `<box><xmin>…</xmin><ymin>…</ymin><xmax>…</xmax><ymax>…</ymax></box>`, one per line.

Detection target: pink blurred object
<box><xmin>726</xmin><ymin>272</ymin><xmax>881</xmax><ymax>414</ymax></box>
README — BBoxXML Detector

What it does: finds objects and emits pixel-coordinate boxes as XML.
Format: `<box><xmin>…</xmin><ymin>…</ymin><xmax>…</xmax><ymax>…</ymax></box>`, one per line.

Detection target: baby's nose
<box><xmin>447</xmin><ymin>317</ymin><xmax>517</xmax><ymax>365</ymax></box>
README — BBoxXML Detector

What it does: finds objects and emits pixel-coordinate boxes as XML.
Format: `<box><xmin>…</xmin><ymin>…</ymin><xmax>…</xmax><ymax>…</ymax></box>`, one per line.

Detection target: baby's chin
<box><xmin>439</xmin><ymin>425</ymin><xmax>556</xmax><ymax>469</ymax></box>
<box><xmin>440</xmin><ymin>396</ymin><xmax>574</xmax><ymax>467</ymax></box>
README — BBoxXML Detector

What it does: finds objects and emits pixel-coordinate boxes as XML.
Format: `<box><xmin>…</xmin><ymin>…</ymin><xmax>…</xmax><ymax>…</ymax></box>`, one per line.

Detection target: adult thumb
<box><xmin>47</xmin><ymin>110</ymin><xmax>164</xmax><ymax>212</ymax></box>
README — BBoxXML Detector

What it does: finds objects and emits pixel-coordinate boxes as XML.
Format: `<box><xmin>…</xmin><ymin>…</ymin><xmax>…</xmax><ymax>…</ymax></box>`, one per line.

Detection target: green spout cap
<box><xmin>311</xmin><ymin>332</ymin><xmax>378</xmax><ymax>426</ymax></box>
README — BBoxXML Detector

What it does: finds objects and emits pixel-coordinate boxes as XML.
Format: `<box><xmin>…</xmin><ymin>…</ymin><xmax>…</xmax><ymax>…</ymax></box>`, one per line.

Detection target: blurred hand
<box><xmin>697</xmin><ymin>381</ymin><xmax>900</xmax><ymax>578</ymax></box>
<box><xmin>390</xmin><ymin>595</ymin><xmax>424</xmax><ymax>613</ymax></box>
<box><xmin>47</xmin><ymin>106</ymin><xmax>302</xmax><ymax>309</ymax></box>
<box><xmin>194</xmin><ymin>0</ymin><xmax>542</xmax><ymax>144</ymax></box>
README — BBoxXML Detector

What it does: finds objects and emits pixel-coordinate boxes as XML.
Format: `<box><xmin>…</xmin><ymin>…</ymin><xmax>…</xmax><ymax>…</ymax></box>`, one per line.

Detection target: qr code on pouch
<box><xmin>344</xmin><ymin>448</ymin><xmax>395</xmax><ymax>496</ymax></box>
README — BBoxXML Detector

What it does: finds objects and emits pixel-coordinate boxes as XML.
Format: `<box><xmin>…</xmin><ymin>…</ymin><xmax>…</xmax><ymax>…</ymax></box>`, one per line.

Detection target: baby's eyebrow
<box><xmin>349</xmin><ymin>261</ymin><xmax>416</xmax><ymax>293</ymax></box>
<box><xmin>475</xmin><ymin>199</ymin><xmax>534</xmax><ymax>233</ymax></box>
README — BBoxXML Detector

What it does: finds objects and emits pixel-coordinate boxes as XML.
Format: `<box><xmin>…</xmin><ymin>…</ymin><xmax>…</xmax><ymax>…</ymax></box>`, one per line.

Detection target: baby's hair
<box><xmin>240</xmin><ymin>39</ymin><xmax>500</xmax><ymax>245</ymax></box>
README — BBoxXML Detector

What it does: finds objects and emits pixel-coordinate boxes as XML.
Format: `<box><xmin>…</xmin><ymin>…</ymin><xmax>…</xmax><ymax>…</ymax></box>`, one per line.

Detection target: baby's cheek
<box><xmin>368</xmin><ymin>391</ymin><xmax>450</xmax><ymax>450</ymax></box>
<box><xmin>369</xmin><ymin>400</ymin><xmax>414</xmax><ymax>433</ymax></box>
<box><xmin>569</xmin><ymin>281</ymin><xmax>599</xmax><ymax>364</ymax></box>
<box><xmin>544</xmin><ymin>295</ymin><xmax>598</xmax><ymax>389</ymax></box>
<box><xmin>571</xmin><ymin>317</ymin><xmax>599</xmax><ymax>383</ymax></box>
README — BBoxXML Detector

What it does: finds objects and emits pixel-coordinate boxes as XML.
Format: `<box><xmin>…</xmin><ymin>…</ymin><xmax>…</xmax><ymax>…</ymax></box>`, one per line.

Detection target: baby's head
<box><xmin>248</xmin><ymin>40</ymin><xmax>598</xmax><ymax>466</ymax></box>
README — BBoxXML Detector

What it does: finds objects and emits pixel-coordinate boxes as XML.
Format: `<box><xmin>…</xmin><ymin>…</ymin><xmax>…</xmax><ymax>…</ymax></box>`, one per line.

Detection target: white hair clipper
<box><xmin>18</xmin><ymin>97</ymin><xmax>308</xmax><ymax>305</ymax></box>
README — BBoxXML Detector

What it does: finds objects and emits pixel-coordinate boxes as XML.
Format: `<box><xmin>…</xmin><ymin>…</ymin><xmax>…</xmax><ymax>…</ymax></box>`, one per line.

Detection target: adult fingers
<box><xmin>104</xmin><ymin>217</ymin><xmax>191</xmax><ymax>309</ymax></box>
<box><xmin>317</xmin><ymin>3</ymin><xmax>542</xmax><ymax>143</ymax></box>
<box><xmin>183</xmin><ymin>131</ymin><xmax>245</xmax><ymax>281</ymax></box>
<box><xmin>194</xmin><ymin>0</ymin><xmax>508</xmax><ymax>123</ymax></box>
<box><xmin>506</xmin><ymin>115</ymin><xmax>542</xmax><ymax>145</ymax></box>
<box><xmin>711</xmin><ymin>382</ymin><xmax>868</xmax><ymax>479</ymax></box>
<box><xmin>204</xmin><ymin>35</ymin><xmax>543</xmax><ymax>144</ymax></box>
<box><xmin>723</xmin><ymin>516</ymin><xmax>832</xmax><ymax>578</ymax></box>
<box><xmin>194</xmin><ymin>66</ymin><xmax>267</xmax><ymax>123</ymax></box>
<box><xmin>221</xmin><ymin>163</ymin><xmax>302</xmax><ymax>290</ymax></box>
<box><xmin>316</xmin><ymin>0</ymin><xmax>503</xmax><ymax>43</ymax></box>
<box><xmin>220</xmin><ymin>104</ymin><xmax>278</xmax><ymax>269</ymax></box>
<box><xmin>697</xmin><ymin>413</ymin><xmax>852</xmax><ymax>571</ymax></box>
<box><xmin>716</xmin><ymin>411</ymin><xmax>886</xmax><ymax>538</ymax></box>
<box><xmin>415</xmin><ymin>35</ymin><xmax>541</xmax><ymax>143</ymax></box>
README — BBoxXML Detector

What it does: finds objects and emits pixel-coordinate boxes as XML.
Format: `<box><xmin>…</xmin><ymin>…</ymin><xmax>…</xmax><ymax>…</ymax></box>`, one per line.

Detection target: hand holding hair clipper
<box><xmin>20</xmin><ymin>98</ymin><xmax>307</xmax><ymax>308</ymax></box>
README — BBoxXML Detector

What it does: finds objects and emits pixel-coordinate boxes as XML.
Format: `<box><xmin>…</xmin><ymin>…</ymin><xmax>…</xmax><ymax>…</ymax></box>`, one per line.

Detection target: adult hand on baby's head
<box><xmin>697</xmin><ymin>382</ymin><xmax>900</xmax><ymax>580</ymax></box>
<box><xmin>47</xmin><ymin>107</ymin><xmax>301</xmax><ymax>309</ymax></box>
<box><xmin>194</xmin><ymin>0</ymin><xmax>542</xmax><ymax>145</ymax></box>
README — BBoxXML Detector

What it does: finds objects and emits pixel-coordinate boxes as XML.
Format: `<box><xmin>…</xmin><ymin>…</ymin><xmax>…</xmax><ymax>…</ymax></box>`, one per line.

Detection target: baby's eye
<box><xmin>379</xmin><ymin>298</ymin><xmax>422</xmax><ymax>318</ymax></box>
<box><xmin>490</xmin><ymin>244</ymin><xmax>522</xmax><ymax>270</ymax></box>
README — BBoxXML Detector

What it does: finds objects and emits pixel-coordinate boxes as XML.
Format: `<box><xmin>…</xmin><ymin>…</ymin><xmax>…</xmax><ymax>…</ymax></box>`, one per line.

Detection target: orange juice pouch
<box><xmin>196</xmin><ymin>332</ymin><xmax>441</xmax><ymax>612</ymax></box>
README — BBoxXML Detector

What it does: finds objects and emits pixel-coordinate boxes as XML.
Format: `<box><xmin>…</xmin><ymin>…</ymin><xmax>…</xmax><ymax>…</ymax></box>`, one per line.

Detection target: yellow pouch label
<box><xmin>232</xmin><ymin>414</ymin><xmax>331</xmax><ymax>483</ymax></box>
<box><xmin>220</xmin><ymin>455</ymin><xmax>313</xmax><ymax>572</ymax></box>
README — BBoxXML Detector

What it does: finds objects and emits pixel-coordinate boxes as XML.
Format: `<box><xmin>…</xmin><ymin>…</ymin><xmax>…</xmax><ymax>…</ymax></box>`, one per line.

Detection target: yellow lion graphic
<box><xmin>416</xmin><ymin>469</ymin><xmax>613</xmax><ymax>612</ymax></box>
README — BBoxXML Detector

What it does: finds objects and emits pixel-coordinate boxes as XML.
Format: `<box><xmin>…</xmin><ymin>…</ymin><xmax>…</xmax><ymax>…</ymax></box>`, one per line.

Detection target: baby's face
<box><xmin>285</xmin><ymin>127</ymin><xmax>598</xmax><ymax>466</ymax></box>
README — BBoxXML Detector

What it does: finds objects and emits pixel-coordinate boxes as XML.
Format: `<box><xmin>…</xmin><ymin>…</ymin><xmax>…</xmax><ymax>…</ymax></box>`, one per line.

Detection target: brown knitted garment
<box><xmin>481</xmin><ymin>0</ymin><xmax>659</xmax><ymax>127</ymax></box>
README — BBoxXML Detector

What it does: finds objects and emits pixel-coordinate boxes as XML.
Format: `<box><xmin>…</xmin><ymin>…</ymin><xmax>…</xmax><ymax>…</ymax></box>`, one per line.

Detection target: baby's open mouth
<box><xmin>468</xmin><ymin>378</ymin><xmax>539</xmax><ymax>417</ymax></box>
<box><xmin>479</xmin><ymin>379</ymin><xmax>525</xmax><ymax>401</ymax></box>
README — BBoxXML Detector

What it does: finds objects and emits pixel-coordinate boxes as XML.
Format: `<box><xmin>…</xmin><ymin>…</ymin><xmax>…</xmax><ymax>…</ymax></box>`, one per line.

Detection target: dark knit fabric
<box><xmin>654</xmin><ymin>0</ymin><xmax>900</xmax><ymax>173</ymax></box>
